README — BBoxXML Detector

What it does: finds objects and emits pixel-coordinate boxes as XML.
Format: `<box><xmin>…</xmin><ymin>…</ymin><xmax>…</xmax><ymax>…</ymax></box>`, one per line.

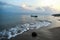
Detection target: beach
<box><xmin>10</xmin><ymin>19</ymin><xmax>60</xmax><ymax>40</ymax></box>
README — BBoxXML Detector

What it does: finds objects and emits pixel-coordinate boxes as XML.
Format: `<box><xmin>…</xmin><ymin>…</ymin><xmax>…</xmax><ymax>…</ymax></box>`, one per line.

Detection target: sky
<box><xmin>0</xmin><ymin>0</ymin><xmax>60</xmax><ymax>11</ymax></box>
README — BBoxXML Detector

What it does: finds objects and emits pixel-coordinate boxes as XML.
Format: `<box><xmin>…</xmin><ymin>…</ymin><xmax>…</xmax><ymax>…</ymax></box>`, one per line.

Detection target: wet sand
<box><xmin>10</xmin><ymin>21</ymin><xmax>60</xmax><ymax>40</ymax></box>
<box><xmin>9</xmin><ymin>27</ymin><xmax>60</xmax><ymax>40</ymax></box>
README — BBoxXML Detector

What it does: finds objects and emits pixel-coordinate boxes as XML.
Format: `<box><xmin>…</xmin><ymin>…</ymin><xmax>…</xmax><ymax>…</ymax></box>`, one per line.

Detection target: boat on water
<box><xmin>31</xmin><ymin>15</ymin><xmax>38</xmax><ymax>17</ymax></box>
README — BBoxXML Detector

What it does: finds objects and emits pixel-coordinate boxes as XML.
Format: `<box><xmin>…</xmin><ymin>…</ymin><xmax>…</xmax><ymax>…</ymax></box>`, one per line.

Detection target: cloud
<box><xmin>33</xmin><ymin>6</ymin><xmax>55</xmax><ymax>15</ymax></box>
<box><xmin>21</xmin><ymin>3</ymin><xmax>55</xmax><ymax>14</ymax></box>
<box><xmin>1</xmin><ymin>1</ymin><xmax>57</xmax><ymax>15</ymax></box>
<box><xmin>21</xmin><ymin>3</ymin><xmax>36</xmax><ymax>10</ymax></box>
<box><xmin>19</xmin><ymin>2</ymin><xmax>55</xmax><ymax>14</ymax></box>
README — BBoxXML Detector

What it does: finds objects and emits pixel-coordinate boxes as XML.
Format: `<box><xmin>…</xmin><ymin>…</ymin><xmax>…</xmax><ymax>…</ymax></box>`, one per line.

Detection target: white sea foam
<box><xmin>0</xmin><ymin>20</ymin><xmax>52</xmax><ymax>40</ymax></box>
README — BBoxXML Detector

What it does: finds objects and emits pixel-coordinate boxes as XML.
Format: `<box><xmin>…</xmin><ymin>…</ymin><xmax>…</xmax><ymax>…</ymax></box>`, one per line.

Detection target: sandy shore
<box><xmin>8</xmin><ymin>26</ymin><xmax>60</xmax><ymax>40</ymax></box>
<box><xmin>10</xmin><ymin>21</ymin><xmax>60</xmax><ymax>40</ymax></box>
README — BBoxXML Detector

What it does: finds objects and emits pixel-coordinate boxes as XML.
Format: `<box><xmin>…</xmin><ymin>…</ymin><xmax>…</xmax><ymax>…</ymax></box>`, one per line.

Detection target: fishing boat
<box><xmin>31</xmin><ymin>15</ymin><xmax>38</xmax><ymax>17</ymax></box>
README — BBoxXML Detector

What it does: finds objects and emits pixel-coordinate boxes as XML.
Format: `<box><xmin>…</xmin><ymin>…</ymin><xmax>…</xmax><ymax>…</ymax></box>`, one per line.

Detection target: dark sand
<box><xmin>7</xmin><ymin>26</ymin><xmax>60</xmax><ymax>40</ymax></box>
<box><xmin>49</xmin><ymin>27</ymin><xmax>60</xmax><ymax>40</ymax></box>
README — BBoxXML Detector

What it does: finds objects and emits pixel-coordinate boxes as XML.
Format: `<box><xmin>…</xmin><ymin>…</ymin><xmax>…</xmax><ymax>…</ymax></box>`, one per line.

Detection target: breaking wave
<box><xmin>0</xmin><ymin>20</ymin><xmax>52</xmax><ymax>40</ymax></box>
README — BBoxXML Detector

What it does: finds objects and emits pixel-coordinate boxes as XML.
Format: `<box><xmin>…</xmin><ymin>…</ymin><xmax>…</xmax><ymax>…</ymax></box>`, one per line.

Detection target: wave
<box><xmin>0</xmin><ymin>20</ymin><xmax>52</xmax><ymax>40</ymax></box>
